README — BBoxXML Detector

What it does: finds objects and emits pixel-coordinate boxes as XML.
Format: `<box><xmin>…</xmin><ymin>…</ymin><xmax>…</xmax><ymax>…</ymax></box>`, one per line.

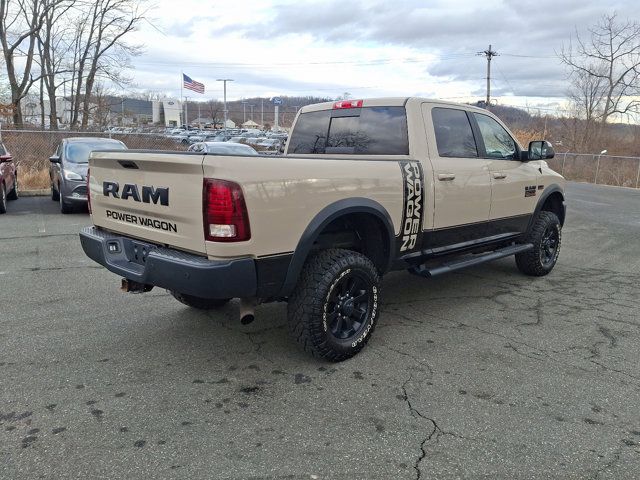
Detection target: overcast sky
<box><xmin>128</xmin><ymin>0</ymin><xmax>637</xmax><ymax>111</ymax></box>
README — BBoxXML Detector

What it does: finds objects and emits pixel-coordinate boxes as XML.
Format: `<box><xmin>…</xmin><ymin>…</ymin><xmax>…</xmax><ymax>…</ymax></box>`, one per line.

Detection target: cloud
<box><xmin>125</xmin><ymin>0</ymin><xmax>638</xmax><ymax>106</ymax></box>
<box><xmin>165</xmin><ymin>16</ymin><xmax>218</xmax><ymax>38</ymax></box>
<box><xmin>220</xmin><ymin>0</ymin><xmax>637</xmax><ymax>97</ymax></box>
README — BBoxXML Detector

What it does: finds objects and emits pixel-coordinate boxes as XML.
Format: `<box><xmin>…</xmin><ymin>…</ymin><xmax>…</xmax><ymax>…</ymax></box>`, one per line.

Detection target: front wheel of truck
<box><xmin>516</xmin><ymin>211</ymin><xmax>561</xmax><ymax>276</ymax></box>
<box><xmin>170</xmin><ymin>291</ymin><xmax>231</xmax><ymax>309</ymax></box>
<box><xmin>287</xmin><ymin>248</ymin><xmax>380</xmax><ymax>362</ymax></box>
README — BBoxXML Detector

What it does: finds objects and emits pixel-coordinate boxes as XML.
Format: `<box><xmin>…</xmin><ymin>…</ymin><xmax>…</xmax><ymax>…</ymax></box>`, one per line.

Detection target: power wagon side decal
<box><xmin>397</xmin><ymin>161</ymin><xmax>424</xmax><ymax>254</ymax></box>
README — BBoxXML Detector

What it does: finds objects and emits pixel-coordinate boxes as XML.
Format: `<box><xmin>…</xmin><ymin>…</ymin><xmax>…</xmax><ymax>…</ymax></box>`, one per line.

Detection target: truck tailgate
<box><xmin>88</xmin><ymin>150</ymin><xmax>206</xmax><ymax>254</ymax></box>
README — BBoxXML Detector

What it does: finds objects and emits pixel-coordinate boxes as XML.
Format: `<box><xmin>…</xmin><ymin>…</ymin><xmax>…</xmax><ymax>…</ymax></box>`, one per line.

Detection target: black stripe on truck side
<box><xmin>396</xmin><ymin>161</ymin><xmax>425</xmax><ymax>256</ymax></box>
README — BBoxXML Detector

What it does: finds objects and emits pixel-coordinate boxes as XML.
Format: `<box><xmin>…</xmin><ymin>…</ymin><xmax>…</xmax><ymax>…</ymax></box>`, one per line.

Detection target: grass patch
<box><xmin>19</xmin><ymin>168</ymin><xmax>50</xmax><ymax>190</ymax></box>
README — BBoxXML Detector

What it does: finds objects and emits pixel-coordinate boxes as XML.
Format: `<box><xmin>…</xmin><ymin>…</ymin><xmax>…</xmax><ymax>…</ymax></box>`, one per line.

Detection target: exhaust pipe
<box><xmin>121</xmin><ymin>278</ymin><xmax>153</xmax><ymax>294</ymax></box>
<box><xmin>239</xmin><ymin>297</ymin><xmax>257</xmax><ymax>325</ymax></box>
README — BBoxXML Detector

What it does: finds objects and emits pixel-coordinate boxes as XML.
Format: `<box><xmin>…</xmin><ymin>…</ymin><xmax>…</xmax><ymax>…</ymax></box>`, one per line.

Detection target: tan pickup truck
<box><xmin>80</xmin><ymin>98</ymin><xmax>566</xmax><ymax>361</ymax></box>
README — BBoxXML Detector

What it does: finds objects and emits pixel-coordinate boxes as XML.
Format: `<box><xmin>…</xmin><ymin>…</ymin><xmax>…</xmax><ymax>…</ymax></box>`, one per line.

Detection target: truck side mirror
<box><xmin>49</xmin><ymin>155</ymin><xmax>61</xmax><ymax>163</ymax></box>
<box><xmin>527</xmin><ymin>140</ymin><xmax>555</xmax><ymax>161</ymax></box>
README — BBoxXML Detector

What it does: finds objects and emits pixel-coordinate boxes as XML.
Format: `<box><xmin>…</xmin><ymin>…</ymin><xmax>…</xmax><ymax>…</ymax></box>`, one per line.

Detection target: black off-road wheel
<box><xmin>287</xmin><ymin>248</ymin><xmax>381</xmax><ymax>362</ymax></box>
<box><xmin>0</xmin><ymin>182</ymin><xmax>7</xmax><ymax>214</ymax></box>
<box><xmin>7</xmin><ymin>176</ymin><xmax>18</xmax><ymax>201</ymax></box>
<box><xmin>170</xmin><ymin>291</ymin><xmax>231</xmax><ymax>310</ymax></box>
<box><xmin>516</xmin><ymin>211</ymin><xmax>561</xmax><ymax>276</ymax></box>
<box><xmin>51</xmin><ymin>182</ymin><xmax>59</xmax><ymax>201</ymax></box>
<box><xmin>59</xmin><ymin>188</ymin><xmax>73</xmax><ymax>214</ymax></box>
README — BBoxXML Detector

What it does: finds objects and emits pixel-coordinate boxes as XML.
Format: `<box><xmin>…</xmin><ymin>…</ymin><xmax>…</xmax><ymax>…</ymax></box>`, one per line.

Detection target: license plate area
<box><xmin>121</xmin><ymin>239</ymin><xmax>156</xmax><ymax>267</ymax></box>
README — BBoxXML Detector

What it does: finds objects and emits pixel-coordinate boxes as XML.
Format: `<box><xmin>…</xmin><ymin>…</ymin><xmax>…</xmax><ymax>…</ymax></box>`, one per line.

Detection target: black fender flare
<box><xmin>527</xmin><ymin>184</ymin><xmax>566</xmax><ymax>232</ymax></box>
<box><xmin>279</xmin><ymin>198</ymin><xmax>396</xmax><ymax>297</ymax></box>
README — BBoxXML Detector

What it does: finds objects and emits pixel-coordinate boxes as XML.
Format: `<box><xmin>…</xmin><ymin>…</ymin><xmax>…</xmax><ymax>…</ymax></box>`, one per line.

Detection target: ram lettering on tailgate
<box><xmin>103</xmin><ymin>181</ymin><xmax>169</xmax><ymax>206</ymax></box>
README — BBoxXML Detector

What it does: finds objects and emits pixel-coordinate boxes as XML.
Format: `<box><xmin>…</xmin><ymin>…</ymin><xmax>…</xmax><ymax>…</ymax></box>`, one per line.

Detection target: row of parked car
<box><xmin>166</xmin><ymin>128</ymin><xmax>288</xmax><ymax>154</ymax></box>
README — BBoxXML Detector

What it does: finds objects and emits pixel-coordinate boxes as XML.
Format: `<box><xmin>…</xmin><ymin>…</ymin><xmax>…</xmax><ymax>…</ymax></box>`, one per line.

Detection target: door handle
<box><xmin>438</xmin><ymin>173</ymin><xmax>456</xmax><ymax>181</ymax></box>
<box><xmin>493</xmin><ymin>172</ymin><xmax>507</xmax><ymax>179</ymax></box>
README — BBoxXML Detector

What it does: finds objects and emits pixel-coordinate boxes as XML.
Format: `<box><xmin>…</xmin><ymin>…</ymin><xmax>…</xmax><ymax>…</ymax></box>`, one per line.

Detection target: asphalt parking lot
<box><xmin>1</xmin><ymin>182</ymin><xmax>639</xmax><ymax>479</ymax></box>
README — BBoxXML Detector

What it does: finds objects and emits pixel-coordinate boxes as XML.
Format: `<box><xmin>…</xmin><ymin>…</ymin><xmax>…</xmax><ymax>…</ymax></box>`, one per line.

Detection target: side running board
<box><xmin>408</xmin><ymin>243</ymin><xmax>533</xmax><ymax>278</ymax></box>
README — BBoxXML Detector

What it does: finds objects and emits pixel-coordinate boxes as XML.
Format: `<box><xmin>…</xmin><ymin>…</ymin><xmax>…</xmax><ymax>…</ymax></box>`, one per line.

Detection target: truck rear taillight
<box><xmin>203</xmin><ymin>178</ymin><xmax>251</xmax><ymax>242</ymax></box>
<box><xmin>87</xmin><ymin>168</ymin><xmax>91</xmax><ymax>214</ymax></box>
<box><xmin>333</xmin><ymin>100</ymin><xmax>363</xmax><ymax>109</ymax></box>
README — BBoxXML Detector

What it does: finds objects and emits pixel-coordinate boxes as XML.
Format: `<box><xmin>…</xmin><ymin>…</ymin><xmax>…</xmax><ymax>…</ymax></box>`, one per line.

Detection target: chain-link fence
<box><xmin>2</xmin><ymin>128</ymin><xmax>640</xmax><ymax>190</ymax></box>
<box><xmin>0</xmin><ymin>129</ymin><xmax>188</xmax><ymax>189</ymax></box>
<box><xmin>547</xmin><ymin>153</ymin><xmax>640</xmax><ymax>189</ymax></box>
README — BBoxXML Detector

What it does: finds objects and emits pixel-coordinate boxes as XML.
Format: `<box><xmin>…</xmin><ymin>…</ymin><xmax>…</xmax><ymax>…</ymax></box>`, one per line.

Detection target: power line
<box><xmin>501</xmin><ymin>53</ymin><xmax>557</xmax><ymax>59</ymax></box>
<box><xmin>495</xmin><ymin>64</ymin><xmax>516</xmax><ymax>95</ymax></box>
<box><xmin>134</xmin><ymin>53</ymin><xmax>479</xmax><ymax>69</ymax></box>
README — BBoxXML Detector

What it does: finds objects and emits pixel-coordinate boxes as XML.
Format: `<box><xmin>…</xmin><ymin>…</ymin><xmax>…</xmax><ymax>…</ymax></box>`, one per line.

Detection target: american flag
<box><xmin>183</xmin><ymin>73</ymin><xmax>205</xmax><ymax>94</ymax></box>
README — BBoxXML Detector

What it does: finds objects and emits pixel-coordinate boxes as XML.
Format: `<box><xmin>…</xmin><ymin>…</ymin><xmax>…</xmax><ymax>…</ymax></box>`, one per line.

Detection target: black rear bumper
<box><xmin>79</xmin><ymin>226</ymin><xmax>256</xmax><ymax>299</ymax></box>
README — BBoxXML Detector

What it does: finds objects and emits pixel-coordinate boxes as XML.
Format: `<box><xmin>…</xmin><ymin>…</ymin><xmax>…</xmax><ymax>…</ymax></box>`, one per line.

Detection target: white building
<box><xmin>153</xmin><ymin>99</ymin><xmax>182</xmax><ymax>126</ymax></box>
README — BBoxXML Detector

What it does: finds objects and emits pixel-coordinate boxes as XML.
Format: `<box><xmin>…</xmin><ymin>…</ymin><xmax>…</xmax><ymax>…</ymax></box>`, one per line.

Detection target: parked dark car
<box><xmin>0</xmin><ymin>142</ymin><xmax>18</xmax><ymax>214</ymax></box>
<box><xmin>49</xmin><ymin>137</ymin><xmax>127</xmax><ymax>213</ymax></box>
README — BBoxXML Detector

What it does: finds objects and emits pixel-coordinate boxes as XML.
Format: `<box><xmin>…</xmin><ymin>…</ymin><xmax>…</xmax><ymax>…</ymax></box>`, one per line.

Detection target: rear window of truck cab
<box><xmin>288</xmin><ymin>106</ymin><xmax>409</xmax><ymax>155</ymax></box>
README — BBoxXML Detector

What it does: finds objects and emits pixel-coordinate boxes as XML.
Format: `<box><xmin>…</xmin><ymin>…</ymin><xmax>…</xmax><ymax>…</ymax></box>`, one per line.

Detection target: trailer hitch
<box><xmin>121</xmin><ymin>278</ymin><xmax>153</xmax><ymax>294</ymax></box>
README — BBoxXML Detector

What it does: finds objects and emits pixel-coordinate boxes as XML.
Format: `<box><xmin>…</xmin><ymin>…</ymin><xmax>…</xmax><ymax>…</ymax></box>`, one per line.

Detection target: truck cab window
<box><xmin>288</xmin><ymin>107</ymin><xmax>409</xmax><ymax>155</ymax></box>
<box><xmin>473</xmin><ymin>113</ymin><xmax>517</xmax><ymax>159</ymax></box>
<box><xmin>431</xmin><ymin>108</ymin><xmax>478</xmax><ymax>158</ymax></box>
<box><xmin>288</xmin><ymin>110</ymin><xmax>331</xmax><ymax>154</ymax></box>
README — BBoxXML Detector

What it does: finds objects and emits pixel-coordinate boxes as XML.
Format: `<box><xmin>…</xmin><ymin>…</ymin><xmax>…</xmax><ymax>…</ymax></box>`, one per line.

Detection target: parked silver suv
<box><xmin>49</xmin><ymin>137</ymin><xmax>127</xmax><ymax>213</ymax></box>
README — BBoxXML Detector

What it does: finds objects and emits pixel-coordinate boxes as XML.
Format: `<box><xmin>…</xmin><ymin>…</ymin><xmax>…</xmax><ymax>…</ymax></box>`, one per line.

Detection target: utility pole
<box><xmin>478</xmin><ymin>45</ymin><xmax>498</xmax><ymax>106</ymax></box>
<box><xmin>249</xmin><ymin>104</ymin><xmax>255</xmax><ymax>121</ymax></box>
<box><xmin>242</xmin><ymin>100</ymin><xmax>247</xmax><ymax>123</ymax></box>
<box><xmin>216</xmin><ymin>79</ymin><xmax>233</xmax><ymax>131</ymax></box>
<box><xmin>261</xmin><ymin>98</ymin><xmax>264</xmax><ymax>127</ymax></box>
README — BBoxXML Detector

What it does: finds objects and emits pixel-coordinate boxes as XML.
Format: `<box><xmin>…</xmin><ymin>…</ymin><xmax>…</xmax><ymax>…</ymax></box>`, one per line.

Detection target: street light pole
<box><xmin>216</xmin><ymin>79</ymin><xmax>233</xmax><ymax>131</ymax></box>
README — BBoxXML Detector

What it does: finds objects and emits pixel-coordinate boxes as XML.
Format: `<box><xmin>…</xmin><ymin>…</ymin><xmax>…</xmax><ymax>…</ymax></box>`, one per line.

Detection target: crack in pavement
<box><xmin>517</xmin><ymin>297</ymin><xmax>544</xmax><ymax>328</ymax></box>
<box><xmin>401</xmin><ymin>376</ymin><xmax>438</xmax><ymax>480</ymax></box>
<box><xmin>381</xmin><ymin>345</ymin><xmax>435</xmax><ymax>376</ymax></box>
<box><xmin>400</xmin><ymin>376</ymin><xmax>472</xmax><ymax>479</ymax></box>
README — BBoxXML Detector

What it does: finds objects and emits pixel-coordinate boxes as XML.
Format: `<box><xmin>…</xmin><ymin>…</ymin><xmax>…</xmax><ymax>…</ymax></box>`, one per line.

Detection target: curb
<box><xmin>20</xmin><ymin>189</ymin><xmax>50</xmax><ymax>197</ymax></box>
<box><xmin>568</xmin><ymin>181</ymin><xmax>639</xmax><ymax>191</ymax></box>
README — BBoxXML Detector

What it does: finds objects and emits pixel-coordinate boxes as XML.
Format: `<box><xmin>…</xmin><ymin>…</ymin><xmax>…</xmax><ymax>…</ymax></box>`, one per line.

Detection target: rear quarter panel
<box><xmin>202</xmin><ymin>155</ymin><xmax>405</xmax><ymax>259</ymax></box>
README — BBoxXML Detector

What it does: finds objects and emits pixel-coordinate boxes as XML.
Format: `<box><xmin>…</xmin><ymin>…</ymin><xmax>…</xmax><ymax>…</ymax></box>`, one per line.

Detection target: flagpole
<box><xmin>180</xmin><ymin>70</ymin><xmax>183</xmax><ymax>127</ymax></box>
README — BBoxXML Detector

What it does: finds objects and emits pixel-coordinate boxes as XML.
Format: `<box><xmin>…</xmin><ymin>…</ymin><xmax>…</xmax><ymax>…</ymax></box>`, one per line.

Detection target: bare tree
<box><xmin>36</xmin><ymin>0</ymin><xmax>76</xmax><ymax>129</ymax></box>
<box><xmin>68</xmin><ymin>0</ymin><xmax>145</xmax><ymax>129</ymax></box>
<box><xmin>0</xmin><ymin>0</ymin><xmax>59</xmax><ymax>126</ymax></box>
<box><xmin>206</xmin><ymin>100</ymin><xmax>223</xmax><ymax>127</ymax></box>
<box><xmin>565</xmin><ymin>64</ymin><xmax>607</xmax><ymax>150</ymax></box>
<box><xmin>91</xmin><ymin>81</ymin><xmax>117</xmax><ymax>127</ymax></box>
<box><xmin>80</xmin><ymin>0</ymin><xmax>145</xmax><ymax>129</ymax></box>
<box><xmin>560</xmin><ymin>13</ymin><xmax>640</xmax><ymax>126</ymax></box>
